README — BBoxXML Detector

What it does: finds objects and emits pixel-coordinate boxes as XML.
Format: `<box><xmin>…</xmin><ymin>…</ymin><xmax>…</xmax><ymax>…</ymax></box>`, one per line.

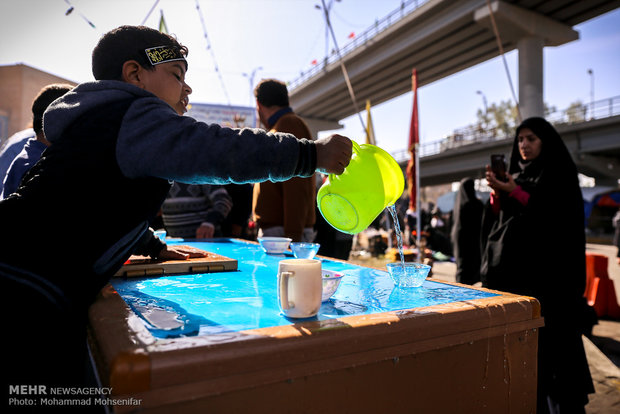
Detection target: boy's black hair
<box><xmin>254</xmin><ymin>79</ymin><xmax>290</xmax><ymax>107</ymax></box>
<box><xmin>32</xmin><ymin>84</ymin><xmax>74</xmax><ymax>135</ymax></box>
<box><xmin>92</xmin><ymin>25</ymin><xmax>188</xmax><ymax>81</ymax></box>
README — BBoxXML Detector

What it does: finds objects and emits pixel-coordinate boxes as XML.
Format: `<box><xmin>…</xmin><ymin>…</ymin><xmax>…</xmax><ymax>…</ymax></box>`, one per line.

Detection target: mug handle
<box><xmin>279</xmin><ymin>271</ymin><xmax>294</xmax><ymax>310</ymax></box>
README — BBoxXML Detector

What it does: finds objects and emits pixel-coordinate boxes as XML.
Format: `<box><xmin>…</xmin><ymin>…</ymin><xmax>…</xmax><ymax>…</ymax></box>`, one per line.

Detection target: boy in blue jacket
<box><xmin>1</xmin><ymin>84</ymin><xmax>74</xmax><ymax>199</ymax></box>
<box><xmin>0</xmin><ymin>25</ymin><xmax>351</xmax><ymax>390</ymax></box>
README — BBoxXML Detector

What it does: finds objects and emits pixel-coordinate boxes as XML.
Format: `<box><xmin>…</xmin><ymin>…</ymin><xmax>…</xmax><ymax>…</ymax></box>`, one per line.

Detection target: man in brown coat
<box><xmin>253</xmin><ymin>79</ymin><xmax>316</xmax><ymax>241</ymax></box>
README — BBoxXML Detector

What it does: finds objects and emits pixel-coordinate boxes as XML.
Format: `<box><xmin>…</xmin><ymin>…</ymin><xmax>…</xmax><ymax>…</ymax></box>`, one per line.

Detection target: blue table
<box><xmin>110</xmin><ymin>238</ymin><xmax>497</xmax><ymax>338</ymax></box>
<box><xmin>88</xmin><ymin>239</ymin><xmax>543</xmax><ymax>413</ymax></box>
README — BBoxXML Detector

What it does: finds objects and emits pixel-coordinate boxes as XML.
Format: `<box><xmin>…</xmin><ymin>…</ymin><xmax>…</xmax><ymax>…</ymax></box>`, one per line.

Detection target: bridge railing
<box><xmin>391</xmin><ymin>95</ymin><xmax>620</xmax><ymax>163</ymax></box>
<box><xmin>289</xmin><ymin>0</ymin><xmax>429</xmax><ymax>91</ymax></box>
<box><xmin>548</xmin><ymin>95</ymin><xmax>620</xmax><ymax>125</ymax></box>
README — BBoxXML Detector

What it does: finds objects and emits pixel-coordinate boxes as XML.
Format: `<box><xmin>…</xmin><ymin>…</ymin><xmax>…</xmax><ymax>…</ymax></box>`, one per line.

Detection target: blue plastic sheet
<box><xmin>111</xmin><ymin>239</ymin><xmax>497</xmax><ymax>338</ymax></box>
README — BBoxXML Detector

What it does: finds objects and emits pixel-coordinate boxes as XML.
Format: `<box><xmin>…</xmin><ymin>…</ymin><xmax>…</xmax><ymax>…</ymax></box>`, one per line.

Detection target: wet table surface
<box><xmin>110</xmin><ymin>238</ymin><xmax>498</xmax><ymax>339</ymax></box>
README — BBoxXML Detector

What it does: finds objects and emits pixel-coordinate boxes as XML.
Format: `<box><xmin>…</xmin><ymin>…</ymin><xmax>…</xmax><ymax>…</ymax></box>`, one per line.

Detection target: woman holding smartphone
<box><xmin>481</xmin><ymin>117</ymin><xmax>594</xmax><ymax>414</ymax></box>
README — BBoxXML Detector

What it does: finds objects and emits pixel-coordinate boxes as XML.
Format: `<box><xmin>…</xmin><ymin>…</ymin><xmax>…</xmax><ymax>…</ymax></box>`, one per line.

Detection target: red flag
<box><xmin>406</xmin><ymin>69</ymin><xmax>419</xmax><ymax>211</ymax></box>
<box><xmin>311</xmin><ymin>59</ymin><xmax>318</xmax><ymax>65</ymax></box>
<box><xmin>348</xmin><ymin>32</ymin><xmax>355</xmax><ymax>39</ymax></box>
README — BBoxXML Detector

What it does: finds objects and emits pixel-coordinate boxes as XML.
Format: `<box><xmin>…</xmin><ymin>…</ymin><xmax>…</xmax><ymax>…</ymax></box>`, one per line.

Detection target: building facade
<box><xmin>0</xmin><ymin>64</ymin><xmax>77</xmax><ymax>145</ymax></box>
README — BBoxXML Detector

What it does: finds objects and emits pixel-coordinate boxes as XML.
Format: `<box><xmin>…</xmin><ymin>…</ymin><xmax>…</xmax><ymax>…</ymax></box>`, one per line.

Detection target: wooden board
<box><xmin>113</xmin><ymin>251</ymin><xmax>237</xmax><ymax>278</ymax></box>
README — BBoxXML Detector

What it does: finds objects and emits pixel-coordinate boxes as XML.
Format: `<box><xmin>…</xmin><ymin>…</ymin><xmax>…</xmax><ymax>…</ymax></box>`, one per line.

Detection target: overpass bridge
<box><xmin>289</xmin><ymin>0</ymin><xmax>620</xmax><ymax>141</ymax></box>
<box><xmin>395</xmin><ymin>96</ymin><xmax>620</xmax><ymax>187</ymax></box>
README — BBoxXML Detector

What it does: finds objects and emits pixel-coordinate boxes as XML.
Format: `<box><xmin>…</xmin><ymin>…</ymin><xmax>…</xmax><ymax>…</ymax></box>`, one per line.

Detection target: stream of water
<box><xmin>387</xmin><ymin>204</ymin><xmax>405</xmax><ymax>268</ymax></box>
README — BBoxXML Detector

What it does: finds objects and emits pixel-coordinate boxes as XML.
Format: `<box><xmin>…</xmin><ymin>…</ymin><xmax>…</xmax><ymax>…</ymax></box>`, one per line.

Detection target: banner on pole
<box><xmin>406</xmin><ymin>68</ymin><xmax>419</xmax><ymax>212</ymax></box>
<box><xmin>159</xmin><ymin>10</ymin><xmax>169</xmax><ymax>34</ymax></box>
<box><xmin>365</xmin><ymin>100</ymin><xmax>376</xmax><ymax>146</ymax></box>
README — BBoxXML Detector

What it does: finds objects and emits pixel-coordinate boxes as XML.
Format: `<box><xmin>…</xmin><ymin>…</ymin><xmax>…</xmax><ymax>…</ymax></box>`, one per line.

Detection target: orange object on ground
<box><xmin>584</xmin><ymin>253</ymin><xmax>620</xmax><ymax>319</ymax></box>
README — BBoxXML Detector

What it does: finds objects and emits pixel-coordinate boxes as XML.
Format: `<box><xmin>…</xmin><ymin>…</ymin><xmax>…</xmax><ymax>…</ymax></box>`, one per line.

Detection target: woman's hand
<box><xmin>485</xmin><ymin>165</ymin><xmax>517</xmax><ymax>194</ymax></box>
<box><xmin>157</xmin><ymin>245</ymin><xmax>209</xmax><ymax>260</ymax></box>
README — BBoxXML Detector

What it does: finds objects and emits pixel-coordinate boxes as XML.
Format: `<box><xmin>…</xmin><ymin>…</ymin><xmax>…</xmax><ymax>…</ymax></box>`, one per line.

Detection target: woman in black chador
<box><xmin>450</xmin><ymin>177</ymin><xmax>483</xmax><ymax>285</ymax></box>
<box><xmin>481</xmin><ymin>117</ymin><xmax>594</xmax><ymax>413</ymax></box>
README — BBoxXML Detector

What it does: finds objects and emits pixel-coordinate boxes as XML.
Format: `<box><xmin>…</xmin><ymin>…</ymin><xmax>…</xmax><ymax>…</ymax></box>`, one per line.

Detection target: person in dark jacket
<box><xmin>450</xmin><ymin>177</ymin><xmax>483</xmax><ymax>284</ymax></box>
<box><xmin>481</xmin><ymin>117</ymin><xmax>594</xmax><ymax>413</ymax></box>
<box><xmin>252</xmin><ymin>79</ymin><xmax>317</xmax><ymax>242</ymax></box>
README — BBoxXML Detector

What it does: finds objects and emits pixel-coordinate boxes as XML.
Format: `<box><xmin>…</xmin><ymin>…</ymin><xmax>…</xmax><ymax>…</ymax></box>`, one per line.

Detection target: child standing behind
<box><xmin>0</xmin><ymin>25</ymin><xmax>351</xmax><ymax>390</ymax></box>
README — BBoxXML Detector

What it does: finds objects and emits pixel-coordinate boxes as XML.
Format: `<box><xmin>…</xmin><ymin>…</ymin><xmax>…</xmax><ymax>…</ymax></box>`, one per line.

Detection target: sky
<box><xmin>1</xmin><ymin>0</ymin><xmax>619</xmax><ymax>155</ymax></box>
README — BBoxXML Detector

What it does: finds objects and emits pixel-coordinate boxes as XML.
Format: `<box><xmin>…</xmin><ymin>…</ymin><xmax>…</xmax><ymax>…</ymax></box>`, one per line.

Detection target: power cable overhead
<box><xmin>195</xmin><ymin>0</ymin><xmax>233</xmax><ymax>107</ymax></box>
<box><xmin>320</xmin><ymin>0</ymin><xmax>366</xmax><ymax>131</ymax></box>
<box><xmin>140</xmin><ymin>0</ymin><xmax>161</xmax><ymax>25</ymax></box>
<box><xmin>485</xmin><ymin>0</ymin><xmax>522</xmax><ymax>123</ymax></box>
<box><xmin>63</xmin><ymin>0</ymin><xmax>96</xmax><ymax>29</ymax></box>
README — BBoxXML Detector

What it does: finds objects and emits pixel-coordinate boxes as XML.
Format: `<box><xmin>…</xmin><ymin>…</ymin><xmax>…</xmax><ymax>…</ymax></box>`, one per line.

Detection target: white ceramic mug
<box><xmin>277</xmin><ymin>259</ymin><xmax>322</xmax><ymax>318</ymax></box>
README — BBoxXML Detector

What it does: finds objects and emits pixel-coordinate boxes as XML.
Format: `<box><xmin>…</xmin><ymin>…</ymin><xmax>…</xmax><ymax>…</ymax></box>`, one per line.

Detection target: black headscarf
<box><xmin>502</xmin><ymin>117</ymin><xmax>593</xmax><ymax>410</ymax></box>
<box><xmin>511</xmin><ymin>118</ymin><xmax>585</xmax><ymax>283</ymax></box>
<box><xmin>482</xmin><ymin>117</ymin><xmax>586</xmax><ymax>306</ymax></box>
<box><xmin>510</xmin><ymin>117</ymin><xmax>575</xmax><ymax>172</ymax></box>
<box><xmin>479</xmin><ymin>116</ymin><xmax>594</xmax><ymax>412</ymax></box>
<box><xmin>509</xmin><ymin>117</ymin><xmax>580</xmax><ymax>196</ymax></box>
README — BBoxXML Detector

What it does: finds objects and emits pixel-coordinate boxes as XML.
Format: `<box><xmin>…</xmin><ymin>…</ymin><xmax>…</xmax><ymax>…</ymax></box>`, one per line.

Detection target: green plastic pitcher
<box><xmin>317</xmin><ymin>141</ymin><xmax>405</xmax><ymax>234</ymax></box>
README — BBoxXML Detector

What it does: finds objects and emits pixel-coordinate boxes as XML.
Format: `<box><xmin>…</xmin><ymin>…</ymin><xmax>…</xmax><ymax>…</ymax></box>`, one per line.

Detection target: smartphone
<box><xmin>490</xmin><ymin>154</ymin><xmax>507</xmax><ymax>182</ymax></box>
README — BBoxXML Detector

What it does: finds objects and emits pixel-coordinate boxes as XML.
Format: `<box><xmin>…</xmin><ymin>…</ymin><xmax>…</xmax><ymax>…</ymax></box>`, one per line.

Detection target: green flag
<box><xmin>159</xmin><ymin>10</ymin><xmax>168</xmax><ymax>34</ymax></box>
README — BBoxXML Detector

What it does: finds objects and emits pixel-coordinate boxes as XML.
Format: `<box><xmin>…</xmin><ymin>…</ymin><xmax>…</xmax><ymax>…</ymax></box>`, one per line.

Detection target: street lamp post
<box><xmin>587</xmin><ymin>69</ymin><xmax>594</xmax><ymax>120</ymax></box>
<box><xmin>242</xmin><ymin>66</ymin><xmax>263</xmax><ymax>107</ymax></box>
<box><xmin>315</xmin><ymin>0</ymin><xmax>341</xmax><ymax>63</ymax></box>
<box><xmin>476</xmin><ymin>90</ymin><xmax>488</xmax><ymax>129</ymax></box>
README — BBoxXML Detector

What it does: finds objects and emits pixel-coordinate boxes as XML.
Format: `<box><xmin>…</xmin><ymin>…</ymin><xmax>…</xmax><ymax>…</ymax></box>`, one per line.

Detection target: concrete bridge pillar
<box><xmin>475</xmin><ymin>1</ymin><xmax>578</xmax><ymax>121</ymax></box>
<box><xmin>518</xmin><ymin>36</ymin><xmax>544</xmax><ymax>120</ymax></box>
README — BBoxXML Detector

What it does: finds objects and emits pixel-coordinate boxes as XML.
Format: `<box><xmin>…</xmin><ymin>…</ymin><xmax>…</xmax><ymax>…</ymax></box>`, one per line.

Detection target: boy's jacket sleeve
<box><xmin>116</xmin><ymin>97</ymin><xmax>309</xmax><ymax>184</ymax></box>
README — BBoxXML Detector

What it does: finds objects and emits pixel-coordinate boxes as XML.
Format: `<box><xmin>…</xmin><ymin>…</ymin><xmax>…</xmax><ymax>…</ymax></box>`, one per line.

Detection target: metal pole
<box><xmin>243</xmin><ymin>66</ymin><xmax>262</xmax><ymax>107</ymax></box>
<box><xmin>477</xmin><ymin>90</ymin><xmax>488</xmax><ymax>128</ymax></box>
<box><xmin>320</xmin><ymin>0</ymin><xmax>365</xmax><ymax>130</ymax></box>
<box><xmin>315</xmin><ymin>0</ymin><xmax>340</xmax><ymax>65</ymax></box>
<box><xmin>415</xmin><ymin>142</ymin><xmax>421</xmax><ymax>253</ymax></box>
<box><xmin>588</xmin><ymin>69</ymin><xmax>594</xmax><ymax>119</ymax></box>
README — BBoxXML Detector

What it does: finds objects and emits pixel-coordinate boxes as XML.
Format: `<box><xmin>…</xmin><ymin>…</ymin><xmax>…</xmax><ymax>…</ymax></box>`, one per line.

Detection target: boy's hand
<box><xmin>315</xmin><ymin>134</ymin><xmax>353</xmax><ymax>175</ymax></box>
<box><xmin>157</xmin><ymin>245</ymin><xmax>209</xmax><ymax>260</ymax></box>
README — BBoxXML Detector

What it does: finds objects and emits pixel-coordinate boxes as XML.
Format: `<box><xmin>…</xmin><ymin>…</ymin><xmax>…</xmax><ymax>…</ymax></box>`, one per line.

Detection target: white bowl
<box><xmin>322</xmin><ymin>269</ymin><xmax>344</xmax><ymax>302</ymax></box>
<box><xmin>258</xmin><ymin>237</ymin><xmax>292</xmax><ymax>254</ymax></box>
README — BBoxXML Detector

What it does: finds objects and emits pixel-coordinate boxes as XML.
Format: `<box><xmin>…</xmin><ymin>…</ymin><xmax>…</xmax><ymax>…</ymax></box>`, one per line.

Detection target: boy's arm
<box><xmin>133</xmin><ymin>228</ymin><xmax>209</xmax><ymax>259</ymax></box>
<box><xmin>117</xmin><ymin>98</ymin><xmax>326</xmax><ymax>184</ymax></box>
<box><xmin>132</xmin><ymin>228</ymin><xmax>166</xmax><ymax>257</ymax></box>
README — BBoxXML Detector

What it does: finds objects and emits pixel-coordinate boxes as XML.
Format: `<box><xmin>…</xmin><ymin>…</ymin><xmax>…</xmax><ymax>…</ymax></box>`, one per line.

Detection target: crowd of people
<box><xmin>1</xmin><ymin>23</ymin><xmax>617</xmax><ymax>414</ymax></box>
